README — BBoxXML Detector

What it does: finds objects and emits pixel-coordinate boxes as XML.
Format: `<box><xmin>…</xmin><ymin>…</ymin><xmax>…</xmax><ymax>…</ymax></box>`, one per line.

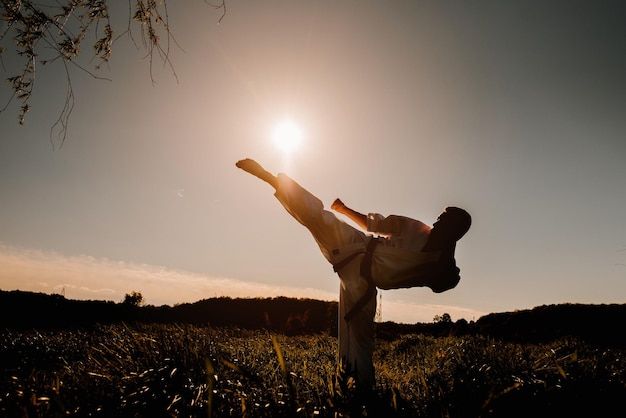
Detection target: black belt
<box><xmin>332</xmin><ymin>237</ymin><xmax>380</xmax><ymax>323</ymax></box>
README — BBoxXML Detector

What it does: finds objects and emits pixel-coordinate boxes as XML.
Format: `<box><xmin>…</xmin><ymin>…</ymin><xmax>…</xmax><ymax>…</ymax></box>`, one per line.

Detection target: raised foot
<box><xmin>236</xmin><ymin>158</ymin><xmax>278</xmax><ymax>188</ymax></box>
<box><xmin>236</xmin><ymin>158</ymin><xmax>265</xmax><ymax>176</ymax></box>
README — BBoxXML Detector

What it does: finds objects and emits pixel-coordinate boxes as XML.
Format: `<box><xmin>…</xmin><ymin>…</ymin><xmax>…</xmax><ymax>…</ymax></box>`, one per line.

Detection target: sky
<box><xmin>1</xmin><ymin>0</ymin><xmax>625</xmax><ymax>324</ymax></box>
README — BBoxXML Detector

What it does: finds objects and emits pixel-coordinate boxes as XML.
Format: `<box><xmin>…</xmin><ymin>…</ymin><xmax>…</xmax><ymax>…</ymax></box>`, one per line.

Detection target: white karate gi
<box><xmin>273</xmin><ymin>173</ymin><xmax>442</xmax><ymax>387</ymax></box>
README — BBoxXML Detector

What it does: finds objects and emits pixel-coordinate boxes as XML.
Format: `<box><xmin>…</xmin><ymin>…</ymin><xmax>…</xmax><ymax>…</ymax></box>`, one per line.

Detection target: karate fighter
<box><xmin>236</xmin><ymin>158</ymin><xmax>471</xmax><ymax>388</ymax></box>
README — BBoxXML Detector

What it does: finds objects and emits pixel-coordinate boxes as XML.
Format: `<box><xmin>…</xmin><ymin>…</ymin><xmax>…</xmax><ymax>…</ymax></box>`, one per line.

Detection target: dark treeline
<box><xmin>1</xmin><ymin>290</ymin><xmax>625</xmax><ymax>347</ymax></box>
<box><xmin>0</xmin><ymin>290</ymin><xmax>337</xmax><ymax>335</ymax></box>
<box><xmin>474</xmin><ymin>303</ymin><xmax>626</xmax><ymax>347</ymax></box>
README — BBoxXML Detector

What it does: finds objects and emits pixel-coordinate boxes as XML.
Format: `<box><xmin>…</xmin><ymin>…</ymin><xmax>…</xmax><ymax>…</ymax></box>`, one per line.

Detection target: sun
<box><xmin>272</xmin><ymin>120</ymin><xmax>303</xmax><ymax>154</ymax></box>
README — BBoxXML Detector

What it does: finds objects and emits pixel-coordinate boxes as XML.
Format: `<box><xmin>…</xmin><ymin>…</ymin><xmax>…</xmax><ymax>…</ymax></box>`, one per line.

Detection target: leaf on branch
<box><xmin>19</xmin><ymin>104</ymin><xmax>30</xmax><ymax>125</ymax></box>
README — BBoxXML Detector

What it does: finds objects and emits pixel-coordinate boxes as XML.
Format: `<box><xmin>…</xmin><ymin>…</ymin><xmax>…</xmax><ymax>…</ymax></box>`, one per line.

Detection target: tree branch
<box><xmin>1</xmin><ymin>0</ymin><xmax>227</xmax><ymax>146</ymax></box>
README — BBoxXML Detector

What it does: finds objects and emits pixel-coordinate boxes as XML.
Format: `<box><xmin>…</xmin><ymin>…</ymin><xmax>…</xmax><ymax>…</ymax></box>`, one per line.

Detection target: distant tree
<box><xmin>0</xmin><ymin>0</ymin><xmax>226</xmax><ymax>145</ymax></box>
<box><xmin>122</xmin><ymin>291</ymin><xmax>144</xmax><ymax>307</ymax></box>
<box><xmin>433</xmin><ymin>312</ymin><xmax>452</xmax><ymax>324</ymax></box>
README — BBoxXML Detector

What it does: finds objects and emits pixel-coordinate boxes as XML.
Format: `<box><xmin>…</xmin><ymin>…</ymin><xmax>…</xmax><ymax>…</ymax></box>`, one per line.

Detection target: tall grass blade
<box><xmin>271</xmin><ymin>335</ymin><xmax>297</xmax><ymax>411</ymax></box>
<box><xmin>205</xmin><ymin>358</ymin><xmax>215</xmax><ymax>418</ymax></box>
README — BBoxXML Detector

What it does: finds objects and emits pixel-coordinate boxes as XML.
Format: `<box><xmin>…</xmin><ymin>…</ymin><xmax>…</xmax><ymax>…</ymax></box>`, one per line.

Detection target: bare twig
<box><xmin>49</xmin><ymin>58</ymin><xmax>74</xmax><ymax>149</ymax></box>
<box><xmin>204</xmin><ymin>0</ymin><xmax>227</xmax><ymax>24</ymax></box>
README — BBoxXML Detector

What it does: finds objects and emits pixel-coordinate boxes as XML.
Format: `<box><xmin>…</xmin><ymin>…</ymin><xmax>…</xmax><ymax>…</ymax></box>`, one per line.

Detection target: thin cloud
<box><xmin>0</xmin><ymin>244</ymin><xmax>336</xmax><ymax>305</ymax></box>
<box><xmin>0</xmin><ymin>244</ymin><xmax>487</xmax><ymax>323</ymax></box>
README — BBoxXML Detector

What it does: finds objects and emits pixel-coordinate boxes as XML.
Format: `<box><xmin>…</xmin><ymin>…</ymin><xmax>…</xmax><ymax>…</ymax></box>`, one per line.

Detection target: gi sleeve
<box><xmin>367</xmin><ymin>213</ymin><xmax>409</xmax><ymax>235</ymax></box>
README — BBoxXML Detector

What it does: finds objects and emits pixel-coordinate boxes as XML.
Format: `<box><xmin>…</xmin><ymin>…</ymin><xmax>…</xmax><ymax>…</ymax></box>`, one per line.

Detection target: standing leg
<box><xmin>338</xmin><ymin>267</ymin><xmax>377</xmax><ymax>388</ymax></box>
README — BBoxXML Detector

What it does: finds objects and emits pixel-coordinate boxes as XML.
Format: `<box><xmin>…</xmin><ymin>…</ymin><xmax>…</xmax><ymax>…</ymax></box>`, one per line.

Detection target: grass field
<box><xmin>1</xmin><ymin>323</ymin><xmax>625</xmax><ymax>417</ymax></box>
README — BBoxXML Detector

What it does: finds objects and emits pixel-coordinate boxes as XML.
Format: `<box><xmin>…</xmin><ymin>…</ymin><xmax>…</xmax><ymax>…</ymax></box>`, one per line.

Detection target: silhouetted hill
<box><xmin>154</xmin><ymin>296</ymin><xmax>338</xmax><ymax>335</ymax></box>
<box><xmin>376</xmin><ymin>303</ymin><xmax>626</xmax><ymax>347</ymax></box>
<box><xmin>0</xmin><ymin>290</ymin><xmax>337</xmax><ymax>335</ymax></box>
<box><xmin>1</xmin><ymin>290</ymin><xmax>625</xmax><ymax>347</ymax></box>
<box><xmin>474</xmin><ymin>303</ymin><xmax>626</xmax><ymax>347</ymax></box>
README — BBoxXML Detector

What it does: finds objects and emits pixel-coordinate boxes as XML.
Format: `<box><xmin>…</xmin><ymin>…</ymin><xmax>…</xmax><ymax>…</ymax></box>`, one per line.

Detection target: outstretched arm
<box><xmin>331</xmin><ymin>198</ymin><xmax>368</xmax><ymax>230</ymax></box>
<box><xmin>236</xmin><ymin>158</ymin><xmax>279</xmax><ymax>189</ymax></box>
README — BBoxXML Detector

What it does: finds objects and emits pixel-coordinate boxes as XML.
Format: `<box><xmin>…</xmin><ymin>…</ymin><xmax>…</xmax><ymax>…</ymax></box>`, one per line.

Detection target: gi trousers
<box><xmin>273</xmin><ymin>173</ymin><xmax>377</xmax><ymax>387</ymax></box>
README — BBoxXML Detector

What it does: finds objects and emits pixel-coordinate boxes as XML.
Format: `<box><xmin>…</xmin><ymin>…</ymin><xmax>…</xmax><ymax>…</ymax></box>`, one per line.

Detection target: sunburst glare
<box><xmin>272</xmin><ymin>120</ymin><xmax>304</xmax><ymax>155</ymax></box>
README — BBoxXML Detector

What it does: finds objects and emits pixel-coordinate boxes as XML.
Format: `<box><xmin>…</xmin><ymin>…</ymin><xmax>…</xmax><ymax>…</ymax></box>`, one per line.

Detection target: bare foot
<box><xmin>236</xmin><ymin>158</ymin><xmax>265</xmax><ymax>176</ymax></box>
<box><xmin>236</xmin><ymin>158</ymin><xmax>278</xmax><ymax>189</ymax></box>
